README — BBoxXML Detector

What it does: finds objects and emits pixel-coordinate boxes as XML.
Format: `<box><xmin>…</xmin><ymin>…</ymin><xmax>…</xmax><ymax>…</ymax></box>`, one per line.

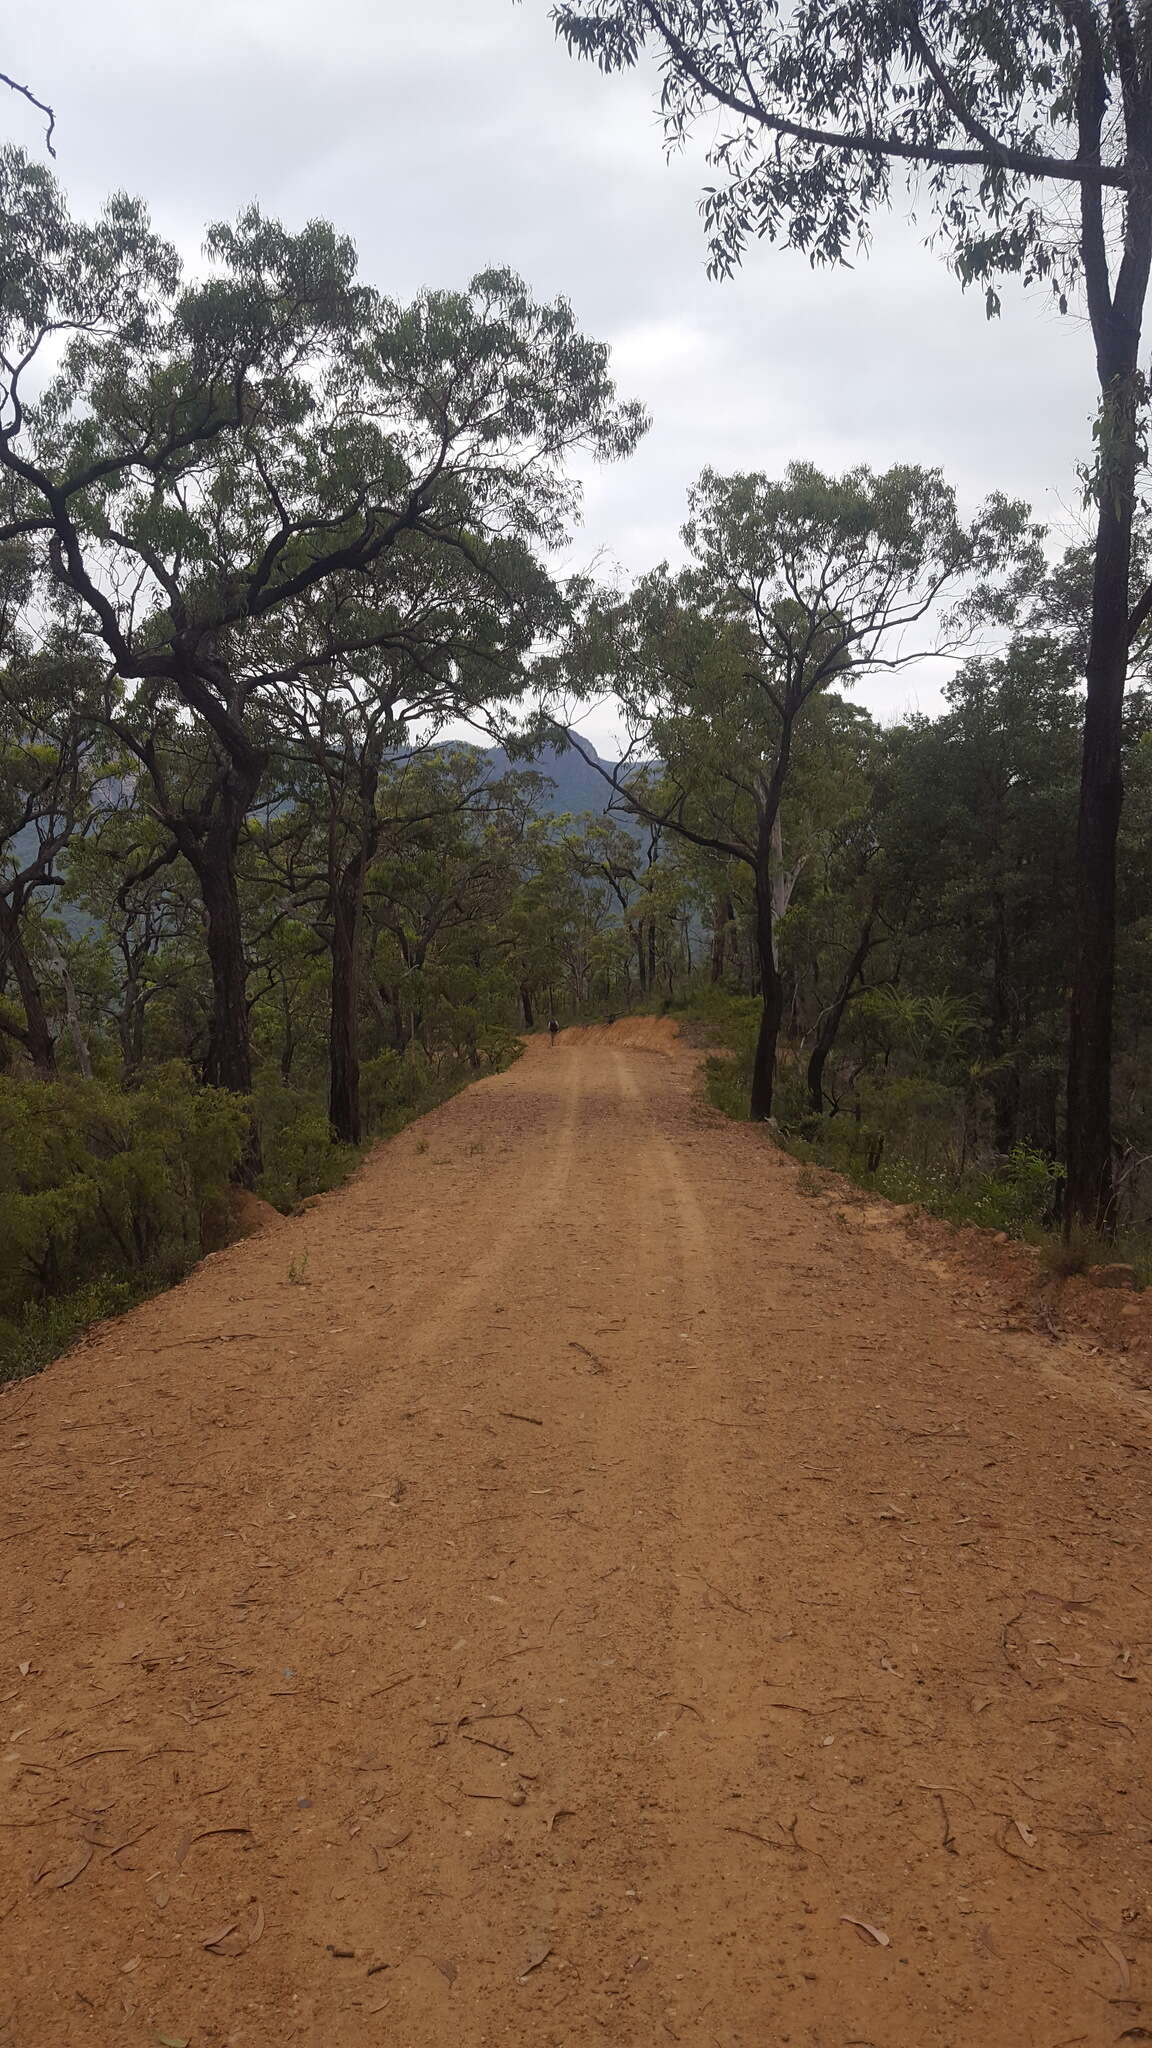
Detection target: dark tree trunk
<box><xmin>520</xmin><ymin>985</ymin><xmax>535</xmax><ymax>1029</ymax></box>
<box><xmin>328</xmin><ymin>865</ymin><xmax>363</xmax><ymax>1147</ymax></box>
<box><xmin>750</xmin><ymin>867</ymin><xmax>783</xmax><ymax>1121</ymax></box>
<box><xmin>178</xmin><ymin>761</ymin><xmax>264</xmax><ymax>1185</ymax></box>
<box><xmin>647</xmin><ymin>919</ymin><xmax>657</xmax><ymax>992</ymax></box>
<box><xmin>119</xmin><ymin>976</ymin><xmax>146</xmax><ymax>1085</ymax></box>
<box><xmin>0</xmin><ymin>894</ymin><xmax>56</xmax><ymax>1076</ymax></box>
<box><xmin>326</xmin><ymin>757</ymin><xmax>383</xmax><ymax>1148</ymax></box>
<box><xmin>1066</xmin><ymin>128</ymin><xmax>1152</xmax><ymax>1227</ymax></box>
<box><xmin>806</xmin><ymin>903</ymin><xmax>877</xmax><ymax>1113</ymax></box>
<box><xmin>747</xmin><ymin>719</ymin><xmax>796</xmax><ymax>1122</ymax></box>
<box><xmin>199</xmin><ymin>837</ymin><xmax>253</xmax><ymax>1097</ymax></box>
<box><xmin>1067</xmin><ymin>469</ymin><xmax>1135</xmax><ymax>1228</ymax></box>
<box><xmin>169</xmin><ymin>749</ymin><xmax>264</xmax><ymax>1106</ymax></box>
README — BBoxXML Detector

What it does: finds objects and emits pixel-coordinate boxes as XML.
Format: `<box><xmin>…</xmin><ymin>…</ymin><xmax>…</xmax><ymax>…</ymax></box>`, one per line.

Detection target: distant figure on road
<box><xmin>548</xmin><ymin>1017</ymin><xmax>560</xmax><ymax>1048</ymax></box>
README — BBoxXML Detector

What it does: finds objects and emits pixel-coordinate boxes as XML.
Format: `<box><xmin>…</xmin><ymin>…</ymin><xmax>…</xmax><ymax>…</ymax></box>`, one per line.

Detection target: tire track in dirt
<box><xmin>3</xmin><ymin>1024</ymin><xmax>1152</xmax><ymax>2047</ymax></box>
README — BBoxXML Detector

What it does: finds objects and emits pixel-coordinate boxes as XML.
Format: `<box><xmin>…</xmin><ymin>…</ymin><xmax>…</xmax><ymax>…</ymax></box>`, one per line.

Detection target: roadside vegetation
<box><xmin>9</xmin><ymin>0</ymin><xmax>1152</xmax><ymax>1374</ymax></box>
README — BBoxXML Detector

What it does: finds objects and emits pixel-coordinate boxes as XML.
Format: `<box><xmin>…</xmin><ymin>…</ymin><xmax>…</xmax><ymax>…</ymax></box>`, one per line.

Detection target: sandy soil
<box><xmin>3</xmin><ymin>1022</ymin><xmax>1152</xmax><ymax>2048</ymax></box>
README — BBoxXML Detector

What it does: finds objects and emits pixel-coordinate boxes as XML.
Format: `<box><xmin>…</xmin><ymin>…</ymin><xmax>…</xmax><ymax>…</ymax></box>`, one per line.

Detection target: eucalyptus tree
<box><xmin>563</xmin><ymin>810</ymin><xmax>669</xmax><ymax>993</ymax></box>
<box><xmin>547</xmin><ymin>0</ymin><xmax>1152</xmax><ymax>1223</ymax></box>
<box><xmin>364</xmin><ymin>750</ymin><xmax>542</xmax><ymax>1063</ymax></box>
<box><xmin>0</xmin><ymin>572</ymin><xmax>106</xmax><ymax>1077</ymax></box>
<box><xmin>551</xmin><ymin>461</ymin><xmax>1037</xmax><ymax>1117</ymax></box>
<box><xmin>881</xmin><ymin>639</ymin><xmax>1087</xmax><ymax>1153</ymax></box>
<box><xmin>64</xmin><ymin>802</ymin><xmax>204</xmax><ymax>1084</ymax></box>
<box><xmin>0</xmin><ymin>148</ymin><xmax>646</xmax><ymax>1129</ymax></box>
<box><xmin>500</xmin><ymin>814</ymin><xmax>593</xmax><ymax>1024</ymax></box>
<box><xmin>263</xmin><ymin>524</ymin><xmax>560</xmax><ymax>1143</ymax></box>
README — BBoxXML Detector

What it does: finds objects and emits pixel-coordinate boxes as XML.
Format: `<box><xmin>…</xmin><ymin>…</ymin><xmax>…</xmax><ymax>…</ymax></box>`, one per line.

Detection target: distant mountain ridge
<box><xmin>478</xmin><ymin>739</ymin><xmax>640</xmax><ymax>820</ymax></box>
<box><xmin>5</xmin><ymin>742</ymin><xmax>643</xmax><ymax>910</ymax></box>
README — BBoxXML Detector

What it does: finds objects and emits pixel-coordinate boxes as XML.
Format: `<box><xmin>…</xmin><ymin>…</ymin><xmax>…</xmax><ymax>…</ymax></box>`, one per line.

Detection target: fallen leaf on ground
<box><xmin>155</xmin><ymin>2035</ymin><xmax>190</xmax><ymax>2047</ymax></box>
<box><xmin>201</xmin><ymin>1919</ymin><xmax>239</xmax><ymax>1951</ymax></box>
<box><xmin>435</xmin><ymin>1957</ymin><xmax>458</xmax><ymax>1984</ymax></box>
<box><xmin>841</xmin><ymin>1916</ymin><xmax>891</xmax><ymax>1948</ymax></box>
<box><xmin>42</xmin><ymin>1842</ymin><xmax>94</xmax><ymax>1889</ymax></box>
<box><xmin>1100</xmin><ymin>1937</ymin><xmax>1132</xmax><ymax>1996</ymax></box>
<box><xmin>1012</xmin><ymin>1818</ymin><xmax>1037</xmax><ymax>1847</ymax></box>
<box><xmin>518</xmin><ymin>1939</ymin><xmax>553</xmax><ymax>1980</ymax></box>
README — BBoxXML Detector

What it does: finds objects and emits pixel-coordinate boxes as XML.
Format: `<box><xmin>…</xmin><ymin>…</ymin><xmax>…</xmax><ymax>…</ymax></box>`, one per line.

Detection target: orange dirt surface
<box><xmin>3</xmin><ymin>1026</ymin><xmax>1152</xmax><ymax>2048</ymax></box>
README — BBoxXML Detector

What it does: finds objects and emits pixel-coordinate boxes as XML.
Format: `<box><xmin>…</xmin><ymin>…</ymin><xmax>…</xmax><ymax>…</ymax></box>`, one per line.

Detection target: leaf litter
<box><xmin>841</xmin><ymin>1916</ymin><xmax>891</xmax><ymax>1948</ymax></box>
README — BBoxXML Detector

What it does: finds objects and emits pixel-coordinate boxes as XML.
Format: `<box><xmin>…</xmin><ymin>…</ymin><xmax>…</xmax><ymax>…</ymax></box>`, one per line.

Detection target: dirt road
<box><xmin>3</xmin><ymin>1023</ymin><xmax>1152</xmax><ymax>2047</ymax></box>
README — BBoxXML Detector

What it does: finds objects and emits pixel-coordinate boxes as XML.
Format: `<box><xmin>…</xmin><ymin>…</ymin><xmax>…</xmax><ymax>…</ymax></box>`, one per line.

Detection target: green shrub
<box><xmin>251</xmin><ymin>1078</ymin><xmax>358</xmax><ymax>1212</ymax></box>
<box><xmin>361</xmin><ymin>1046</ymin><xmax>435</xmax><ymax>1133</ymax></box>
<box><xmin>0</xmin><ymin>1065</ymin><xmax>248</xmax><ymax>1383</ymax></box>
<box><xmin>691</xmin><ymin>996</ymin><xmax>1081</xmax><ymax>1251</ymax></box>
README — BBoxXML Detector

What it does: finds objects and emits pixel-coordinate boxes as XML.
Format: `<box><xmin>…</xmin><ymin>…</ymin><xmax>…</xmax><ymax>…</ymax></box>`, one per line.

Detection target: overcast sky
<box><xmin>6</xmin><ymin>0</ymin><xmax>1099</xmax><ymax>747</ymax></box>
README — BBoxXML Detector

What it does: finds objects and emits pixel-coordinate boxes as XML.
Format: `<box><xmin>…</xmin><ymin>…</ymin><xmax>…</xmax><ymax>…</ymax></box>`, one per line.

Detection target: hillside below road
<box><xmin>3</xmin><ymin>1024</ymin><xmax>1152</xmax><ymax>2048</ymax></box>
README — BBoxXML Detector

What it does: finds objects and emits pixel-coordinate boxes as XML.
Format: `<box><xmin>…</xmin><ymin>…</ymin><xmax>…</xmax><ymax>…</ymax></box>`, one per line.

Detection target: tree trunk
<box><xmin>199</xmin><ymin>842</ymin><xmax>252</xmax><ymax>1097</ymax></box>
<box><xmin>172</xmin><ymin>753</ymin><xmax>266</xmax><ymax>1180</ymax></box>
<box><xmin>769</xmin><ymin>816</ymin><xmax>803</xmax><ymax>960</ymax></box>
<box><xmin>1067</xmin><ymin>127</ymin><xmax>1152</xmax><ymax>1228</ymax></box>
<box><xmin>520</xmin><ymin>985</ymin><xmax>535</xmax><ymax>1029</ymax></box>
<box><xmin>1067</xmin><ymin>459</ymin><xmax>1135</xmax><ymax>1228</ymax></box>
<box><xmin>119</xmin><ymin>979</ymin><xmax>146</xmax><ymax>1086</ymax></box>
<box><xmin>747</xmin><ymin>719</ymin><xmax>796</xmax><ymax>1121</ymax></box>
<box><xmin>328</xmin><ymin>866</ymin><xmax>362</xmax><ymax>1147</ymax></box>
<box><xmin>327</xmin><ymin>758</ymin><xmax>384</xmax><ymax>1148</ymax></box>
<box><xmin>750</xmin><ymin>866</ymin><xmax>783</xmax><ymax>1121</ymax></box>
<box><xmin>46</xmin><ymin>939</ymin><xmax>93</xmax><ymax>1080</ymax></box>
<box><xmin>0</xmin><ymin>894</ymin><xmax>56</xmax><ymax>1075</ymax></box>
<box><xmin>806</xmin><ymin>904</ymin><xmax>877</xmax><ymax>1113</ymax></box>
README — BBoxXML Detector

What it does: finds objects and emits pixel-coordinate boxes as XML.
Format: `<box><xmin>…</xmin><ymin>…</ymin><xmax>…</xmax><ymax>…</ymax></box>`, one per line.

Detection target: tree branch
<box><xmin>0</xmin><ymin>69</ymin><xmax>56</xmax><ymax>155</ymax></box>
<box><xmin>637</xmin><ymin>0</ymin><xmax>1125</xmax><ymax>187</ymax></box>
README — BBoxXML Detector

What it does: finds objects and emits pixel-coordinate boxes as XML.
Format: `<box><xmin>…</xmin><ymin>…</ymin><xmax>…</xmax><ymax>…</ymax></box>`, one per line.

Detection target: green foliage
<box><xmin>253</xmin><ymin>1079</ymin><xmax>359</xmax><ymax>1213</ymax></box>
<box><xmin>0</xmin><ymin>1277</ymin><xmax>140</xmax><ymax>1387</ymax></box>
<box><xmin>549</xmin><ymin>2</ymin><xmax>1125</xmax><ymax>299</ymax></box>
<box><xmin>0</xmin><ymin>1066</ymin><xmax>248</xmax><ymax>1382</ymax></box>
<box><xmin>691</xmin><ymin>983</ymin><xmax>1071</xmax><ymax>1235</ymax></box>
